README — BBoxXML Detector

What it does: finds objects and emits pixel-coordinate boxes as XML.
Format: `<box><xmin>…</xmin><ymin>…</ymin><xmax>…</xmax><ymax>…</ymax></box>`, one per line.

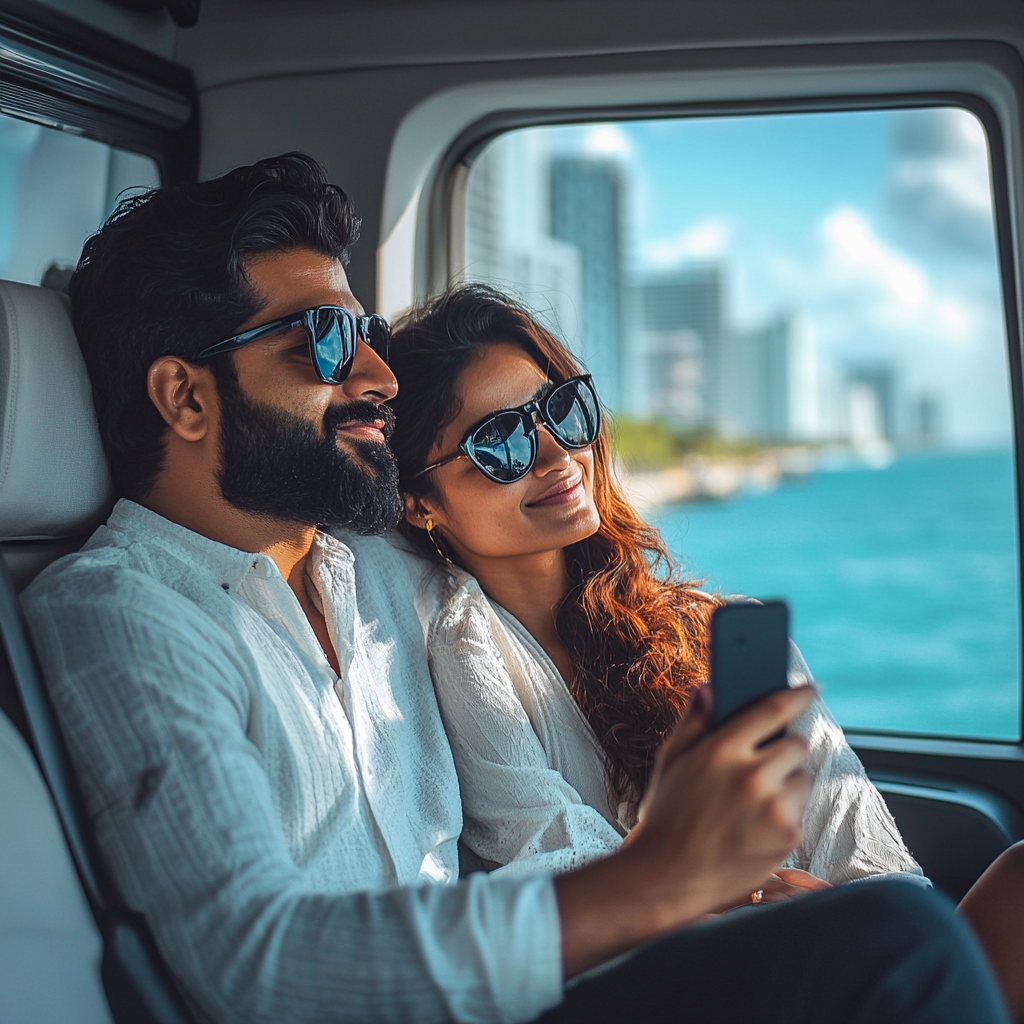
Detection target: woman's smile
<box><xmin>527</xmin><ymin>470</ymin><xmax>585</xmax><ymax>508</ymax></box>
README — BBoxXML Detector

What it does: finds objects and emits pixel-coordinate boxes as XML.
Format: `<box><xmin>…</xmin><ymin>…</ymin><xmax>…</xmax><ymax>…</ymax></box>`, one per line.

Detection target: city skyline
<box><xmin>463</xmin><ymin>107</ymin><xmax>1011</xmax><ymax>449</ymax></box>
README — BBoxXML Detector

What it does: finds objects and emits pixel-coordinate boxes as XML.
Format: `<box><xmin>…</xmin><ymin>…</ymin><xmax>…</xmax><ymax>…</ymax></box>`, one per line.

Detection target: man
<box><xmin>22</xmin><ymin>154</ymin><xmax>1006</xmax><ymax>1024</ymax></box>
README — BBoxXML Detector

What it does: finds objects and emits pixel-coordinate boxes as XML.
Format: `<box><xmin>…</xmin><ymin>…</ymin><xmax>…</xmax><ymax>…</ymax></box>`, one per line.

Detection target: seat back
<box><xmin>0</xmin><ymin>707</ymin><xmax>112</xmax><ymax>1024</ymax></box>
<box><xmin>0</xmin><ymin>279</ymin><xmax>112</xmax><ymax>590</ymax></box>
<box><xmin>0</xmin><ymin>279</ymin><xmax>197</xmax><ymax>1024</ymax></box>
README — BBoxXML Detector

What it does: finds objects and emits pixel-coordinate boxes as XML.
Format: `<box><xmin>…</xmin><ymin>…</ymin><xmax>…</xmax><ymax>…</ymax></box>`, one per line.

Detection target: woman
<box><xmin>386</xmin><ymin>283</ymin><xmax>923</xmax><ymax>899</ymax></box>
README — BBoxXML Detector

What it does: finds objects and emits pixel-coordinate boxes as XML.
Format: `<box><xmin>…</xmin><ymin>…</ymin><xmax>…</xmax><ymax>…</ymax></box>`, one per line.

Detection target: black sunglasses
<box><xmin>196</xmin><ymin>305</ymin><xmax>391</xmax><ymax>385</ymax></box>
<box><xmin>413</xmin><ymin>375</ymin><xmax>602</xmax><ymax>484</ymax></box>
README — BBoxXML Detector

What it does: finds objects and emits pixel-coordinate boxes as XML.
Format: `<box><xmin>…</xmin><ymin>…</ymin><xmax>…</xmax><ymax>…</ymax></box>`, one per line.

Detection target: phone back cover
<box><xmin>709</xmin><ymin>602</ymin><xmax>789</xmax><ymax>726</ymax></box>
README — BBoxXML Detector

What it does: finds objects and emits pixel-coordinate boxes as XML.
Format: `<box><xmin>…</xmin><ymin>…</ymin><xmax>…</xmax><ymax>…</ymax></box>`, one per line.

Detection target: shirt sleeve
<box><xmin>426</xmin><ymin>585</ymin><xmax>623</xmax><ymax>877</ymax></box>
<box><xmin>23</xmin><ymin>573</ymin><xmax>564</xmax><ymax>1024</ymax></box>
<box><xmin>783</xmin><ymin>643</ymin><xmax>926</xmax><ymax>885</ymax></box>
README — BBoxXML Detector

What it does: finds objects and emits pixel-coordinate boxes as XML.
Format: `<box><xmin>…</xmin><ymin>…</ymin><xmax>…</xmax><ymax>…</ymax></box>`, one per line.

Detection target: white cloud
<box><xmin>756</xmin><ymin>205</ymin><xmax>978</xmax><ymax>350</ymax></box>
<box><xmin>889</xmin><ymin>108</ymin><xmax>995</xmax><ymax>255</ymax></box>
<box><xmin>643</xmin><ymin>218</ymin><xmax>731</xmax><ymax>267</ymax></box>
<box><xmin>583</xmin><ymin>123</ymin><xmax>634</xmax><ymax>159</ymax></box>
<box><xmin>819</xmin><ymin>206</ymin><xmax>928</xmax><ymax>314</ymax></box>
<box><xmin>823</xmin><ymin>207</ymin><xmax>979</xmax><ymax>344</ymax></box>
<box><xmin>936</xmin><ymin>297</ymin><xmax>975</xmax><ymax>338</ymax></box>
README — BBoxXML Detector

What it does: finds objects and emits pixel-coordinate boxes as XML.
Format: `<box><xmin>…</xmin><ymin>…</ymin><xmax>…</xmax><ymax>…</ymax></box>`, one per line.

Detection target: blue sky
<box><xmin>624</xmin><ymin>111</ymin><xmax>892</xmax><ymax>257</ymax></box>
<box><xmin>545</xmin><ymin>108</ymin><xmax>1011</xmax><ymax>446</ymax></box>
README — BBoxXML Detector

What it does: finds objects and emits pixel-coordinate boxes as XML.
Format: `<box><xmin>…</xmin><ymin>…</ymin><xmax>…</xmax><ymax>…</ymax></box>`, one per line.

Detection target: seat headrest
<box><xmin>0</xmin><ymin>280</ymin><xmax>112</xmax><ymax>542</ymax></box>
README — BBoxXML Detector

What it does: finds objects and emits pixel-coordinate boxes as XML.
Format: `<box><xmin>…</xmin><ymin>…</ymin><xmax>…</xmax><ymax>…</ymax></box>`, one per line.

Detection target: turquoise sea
<box><xmin>649</xmin><ymin>449</ymin><xmax>1021</xmax><ymax>740</ymax></box>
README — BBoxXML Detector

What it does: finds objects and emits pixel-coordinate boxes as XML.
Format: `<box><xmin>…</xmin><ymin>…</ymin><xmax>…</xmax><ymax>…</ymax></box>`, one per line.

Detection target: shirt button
<box><xmin>221</xmin><ymin>583</ymin><xmax>229</xmax><ymax>591</ymax></box>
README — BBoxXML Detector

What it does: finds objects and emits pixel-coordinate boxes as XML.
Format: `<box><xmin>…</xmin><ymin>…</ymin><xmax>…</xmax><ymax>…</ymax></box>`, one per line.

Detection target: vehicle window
<box><xmin>462</xmin><ymin>107</ymin><xmax>1019</xmax><ymax>741</ymax></box>
<box><xmin>0</xmin><ymin>111</ymin><xmax>158</xmax><ymax>288</ymax></box>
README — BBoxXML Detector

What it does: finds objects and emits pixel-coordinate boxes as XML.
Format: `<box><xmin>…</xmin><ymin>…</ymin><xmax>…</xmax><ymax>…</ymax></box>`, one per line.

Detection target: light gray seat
<box><xmin>0</xmin><ymin>279</ymin><xmax>113</xmax><ymax>1023</ymax></box>
<box><xmin>0</xmin><ymin>712</ymin><xmax>111</xmax><ymax>1024</ymax></box>
<box><xmin>0</xmin><ymin>278</ymin><xmax>112</xmax><ymax>591</ymax></box>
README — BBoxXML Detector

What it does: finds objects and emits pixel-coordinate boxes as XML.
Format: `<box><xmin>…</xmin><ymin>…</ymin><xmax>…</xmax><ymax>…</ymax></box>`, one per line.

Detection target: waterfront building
<box><xmin>846</xmin><ymin>365</ymin><xmax>898</xmax><ymax>441</ymax></box>
<box><xmin>912</xmin><ymin>393</ymin><xmax>945</xmax><ymax>447</ymax></box>
<box><xmin>550</xmin><ymin>155</ymin><xmax>626</xmax><ymax>409</ymax></box>
<box><xmin>463</xmin><ymin>130</ymin><xmax>583</xmax><ymax>351</ymax></box>
<box><xmin>638</xmin><ymin>265</ymin><xmax>723</xmax><ymax>430</ymax></box>
<box><xmin>720</xmin><ymin>313</ymin><xmax>819</xmax><ymax>442</ymax></box>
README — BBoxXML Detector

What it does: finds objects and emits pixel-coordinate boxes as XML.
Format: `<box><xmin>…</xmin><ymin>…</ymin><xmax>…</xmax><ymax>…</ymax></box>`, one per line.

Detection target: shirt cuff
<box><xmin>847</xmin><ymin>870</ymin><xmax>934</xmax><ymax>889</ymax></box>
<box><xmin>398</xmin><ymin>872</ymin><xmax>564</xmax><ymax>1023</ymax></box>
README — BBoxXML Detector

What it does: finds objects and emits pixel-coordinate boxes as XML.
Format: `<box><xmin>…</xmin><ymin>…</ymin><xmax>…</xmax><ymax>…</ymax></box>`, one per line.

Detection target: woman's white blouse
<box><xmin>416</xmin><ymin>565</ymin><xmax>924</xmax><ymax>885</ymax></box>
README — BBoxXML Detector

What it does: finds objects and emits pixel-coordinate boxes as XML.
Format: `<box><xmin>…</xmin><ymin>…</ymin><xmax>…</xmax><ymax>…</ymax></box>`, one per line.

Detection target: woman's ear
<box><xmin>404</xmin><ymin>493</ymin><xmax>436</xmax><ymax>529</ymax></box>
<box><xmin>147</xmin><ymin>356</ymin><xmax>216</xmax><ymax>442</ymax></box>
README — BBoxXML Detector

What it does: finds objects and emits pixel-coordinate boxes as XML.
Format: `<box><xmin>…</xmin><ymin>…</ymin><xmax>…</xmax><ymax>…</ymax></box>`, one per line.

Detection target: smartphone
<box><xmin>708</xmin><ymin>601</ymin><xmax>790</xmax><ymax>729</ymax></box>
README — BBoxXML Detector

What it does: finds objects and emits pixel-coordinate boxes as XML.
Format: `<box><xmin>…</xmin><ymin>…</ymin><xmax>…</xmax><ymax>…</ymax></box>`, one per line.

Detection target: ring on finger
<box><xmin>750</xmin><ymin>889</ymin><xmax>764</xmax><ymax>904</ymax></box>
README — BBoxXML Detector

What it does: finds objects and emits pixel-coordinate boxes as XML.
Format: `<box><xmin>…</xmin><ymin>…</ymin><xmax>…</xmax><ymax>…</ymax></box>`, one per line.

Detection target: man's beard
<box><xmin>215</xmin><ymin>379</ymin><xmax>404</xmax><ymax>535</ymax></box>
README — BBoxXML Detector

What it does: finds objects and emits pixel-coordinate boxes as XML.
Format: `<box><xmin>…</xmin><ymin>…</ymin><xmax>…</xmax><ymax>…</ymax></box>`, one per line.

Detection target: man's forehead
<box><xmin>242</xmin><ymin>249</ymin><xmax>362</xmax><ymax>328</ymax></box>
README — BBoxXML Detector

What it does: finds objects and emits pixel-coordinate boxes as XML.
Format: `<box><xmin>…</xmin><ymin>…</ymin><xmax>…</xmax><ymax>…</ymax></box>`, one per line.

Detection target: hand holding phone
<box><xmin>708</xmin><ymin>601</ymin><xmax>790</xmax><ymax>730</ymax></box>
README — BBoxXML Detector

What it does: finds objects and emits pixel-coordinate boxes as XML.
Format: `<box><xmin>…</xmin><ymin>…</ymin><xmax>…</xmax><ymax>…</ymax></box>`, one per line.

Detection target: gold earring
<box><xmin>424</xmin><ymin>518</ymin><xmax>456</xmax><ymax>571</ymax></box>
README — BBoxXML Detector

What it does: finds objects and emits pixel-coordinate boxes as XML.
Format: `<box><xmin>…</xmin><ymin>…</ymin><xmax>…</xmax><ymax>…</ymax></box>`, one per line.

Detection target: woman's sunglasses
<box><xmin>196</xmin><ymin>305</ymin><xmax>391</xmax><ymax>384</ymax></box>
<box><xmin>413</xmin><ymin>375</ymin><xmax>602</xmax><ymax>484</ymax></box>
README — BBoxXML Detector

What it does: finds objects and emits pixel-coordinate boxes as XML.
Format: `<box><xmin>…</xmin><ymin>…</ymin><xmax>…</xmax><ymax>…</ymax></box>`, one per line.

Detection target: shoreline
<box><xmin>617</xmin><ymin>442</ymin><xmax>897</xmax><ymax>511</ymax></box>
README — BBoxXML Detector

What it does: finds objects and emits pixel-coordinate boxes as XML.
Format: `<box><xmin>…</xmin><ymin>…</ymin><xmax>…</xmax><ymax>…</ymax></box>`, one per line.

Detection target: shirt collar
<box><xmin>101</xmin><ymin>499</ymin><xmax>360</xmax><ymax>602</ymax></box>
<box><xmin>104</xmin><ymin>499</ymin><xmax>260</xmax><ymax>591</ymax></box>
<box><xmin>104</xmin><ymin>499</ymin><xmax>355</xmax><ymax>595</ymax></box>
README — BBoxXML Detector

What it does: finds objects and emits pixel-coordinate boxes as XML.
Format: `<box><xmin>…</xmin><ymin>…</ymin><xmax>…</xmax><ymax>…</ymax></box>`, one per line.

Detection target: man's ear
<box><xmin>404</xmin><ymin>492</ymin><xmax>437</xmax><ymax>529</ymax></box>
<box><xmin>147</xmin><ymin>356</ymin><xmax>217</xmax><ymax>443</ymax></box>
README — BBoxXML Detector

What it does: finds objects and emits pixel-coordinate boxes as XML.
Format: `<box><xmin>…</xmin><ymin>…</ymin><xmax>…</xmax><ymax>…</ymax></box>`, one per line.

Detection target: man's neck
<box><xmin>141</xmin><ymin>464</ymin><xmax>340</xmax><ymax>673</ymax></box>
<box><xmin>141</xmin><ymin>459</ymin><xmax>317</xmax><ymax>585</ymax></box>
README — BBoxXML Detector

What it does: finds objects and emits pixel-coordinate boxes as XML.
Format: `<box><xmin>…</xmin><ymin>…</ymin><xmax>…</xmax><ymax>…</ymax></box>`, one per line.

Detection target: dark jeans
<box><xmin>537</xmin><ymin>881</ymin><xmax>1008</xmax><ymax>1024</ymax></box>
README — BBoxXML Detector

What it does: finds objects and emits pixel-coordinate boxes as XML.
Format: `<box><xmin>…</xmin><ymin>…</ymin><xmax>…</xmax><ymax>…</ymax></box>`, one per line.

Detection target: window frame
<box><xmin>436</xmin><ymin>90</ymin><xmax>1024</xmax><ymax>762</ymax></box>
<box><xmin>0</xmin><ymin>0</ymin><xmax>197</xmax><ymax>183</ymax></box>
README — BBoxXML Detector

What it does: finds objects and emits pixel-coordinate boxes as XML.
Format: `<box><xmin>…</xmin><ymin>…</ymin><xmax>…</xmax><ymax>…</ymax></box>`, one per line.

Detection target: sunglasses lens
<box><xmin>361</xmin><ymin>315</ymin><xmax>391</xmax><ymax>363</ymax></box>
<box><xmin>310</xmin><ymin>307</ymin><xmax>357</xmax><ymax>383</ymax></box>
<box><xmin>547</xmin><ymin>378</ymin><xmax>600</xmax><ymax>447</ymax></box>
<box><xmin>469</xmin><ymin>411</ymin><xmax>535</xmax><ymax>482</ymax></box>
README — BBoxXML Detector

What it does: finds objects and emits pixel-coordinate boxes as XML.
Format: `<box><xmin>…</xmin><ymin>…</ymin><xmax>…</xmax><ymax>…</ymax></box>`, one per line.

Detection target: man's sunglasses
<box><xmin>413</xmin><ymin>375</ymin><xmax>602</xmax><ymax>484</ymax></box>
<box><xmin>196</xmin><ymin>305</ymin><xmax>391</xmax><ymax>385</ymax></box>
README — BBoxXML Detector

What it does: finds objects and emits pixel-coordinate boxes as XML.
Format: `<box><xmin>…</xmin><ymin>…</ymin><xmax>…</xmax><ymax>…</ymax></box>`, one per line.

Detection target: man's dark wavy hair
<box><xmin>69</xmin><ymin>152</ymin><xmax>360</xmax><ymax>500</ymax></box>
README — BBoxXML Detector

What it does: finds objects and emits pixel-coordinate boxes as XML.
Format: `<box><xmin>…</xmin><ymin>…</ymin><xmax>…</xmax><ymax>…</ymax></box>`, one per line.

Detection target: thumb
<box><xmin>637</xmin><ymin>685</ymin><xmax>713</xmax><ymax>826</ymax></box>
<box><xmin>661</xmin><ymin>684</ymin><xmax>714</xmax><ymax>762</ymax></box>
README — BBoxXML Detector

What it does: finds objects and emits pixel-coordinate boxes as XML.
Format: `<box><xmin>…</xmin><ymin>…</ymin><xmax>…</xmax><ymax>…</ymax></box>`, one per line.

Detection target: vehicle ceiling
<box><xmin>28</xmin><ymin>0</ymin><xmax>1024</xmax><ymax>309</ymax></box>
<box><xmin>121</xmin><ymin>0</ymin><xmax>1024</xmax><ymax>86</ymax></box>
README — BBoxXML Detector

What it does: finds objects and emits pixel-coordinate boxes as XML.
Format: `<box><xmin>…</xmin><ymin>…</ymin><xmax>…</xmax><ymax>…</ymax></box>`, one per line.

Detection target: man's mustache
<box><xmin>324</xmin><ymin>400</ymin><xmax>396</xmax><ymax>442</ymax></box>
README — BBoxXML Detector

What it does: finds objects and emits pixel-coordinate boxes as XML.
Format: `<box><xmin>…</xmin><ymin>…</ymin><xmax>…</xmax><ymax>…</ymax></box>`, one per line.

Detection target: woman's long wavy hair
<box><xmin>389</xmin><ymin>284</ymin><xmax>720</xmax><ymax>812</ymax></box>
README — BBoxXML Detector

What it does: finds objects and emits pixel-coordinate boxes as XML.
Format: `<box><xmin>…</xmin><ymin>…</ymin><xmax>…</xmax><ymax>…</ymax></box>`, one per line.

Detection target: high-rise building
<box><xmin>846</xmin><ymin>365</ymin><xmax>898</xmax><ymax>441</ymax></box>
<box><xmin>550</xmin><ymin>156</ymin><xmax>626</xmax><ymax>409</ymax></box>
<box><xmin>637</xmin><ymin>266</ymin><xmax>723</xmax><ymax>429</ymax></box>
<box><xmin>912</xmin><ymin>393</ymin><xmax>945</xmax><ymax>447</ymax></box>
<box><xmin>720</xmin><ymin>313</ymin><xmax>818</xmax><ymax>441</ymax></box>
<box><xmin>463</xmin><ymin>130</ymin><xmax>583</xmax><ymax>349</ymax></box>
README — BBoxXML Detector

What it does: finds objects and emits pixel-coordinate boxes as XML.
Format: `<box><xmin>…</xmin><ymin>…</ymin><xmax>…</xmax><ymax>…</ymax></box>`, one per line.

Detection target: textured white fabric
<box><xmin>419</xmin><ymin>566</ymin><xmax>924</xmax><ymax>886</ymax></box>
<box><xmin>21</xmin><ymin>500</ymin><xmax>563</xmax><ymax>1024</ymax></box>
<box><xmin>0</xmin><ymin>280</ymin><xmax>112</xmax><ymax>541</ymax></box>
<box><xmin>778</xmin><ymin>645</ymin><xmax>924</xmax><ymax>883</ymax></box>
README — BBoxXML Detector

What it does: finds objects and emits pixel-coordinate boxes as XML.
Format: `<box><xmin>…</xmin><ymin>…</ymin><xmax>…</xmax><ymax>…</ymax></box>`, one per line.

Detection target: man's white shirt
<box><xmin>21</xmin><ymin>499</ymin><xmax>563</xmax><ymax>1024</ymax></box>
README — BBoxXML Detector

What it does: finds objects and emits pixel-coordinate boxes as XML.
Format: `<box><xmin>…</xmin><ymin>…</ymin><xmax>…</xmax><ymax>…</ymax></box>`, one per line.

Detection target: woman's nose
<box><xmin>533</xmin><ymin>423</ymin><xmax>571</xmax><ymax>474</ymax></box>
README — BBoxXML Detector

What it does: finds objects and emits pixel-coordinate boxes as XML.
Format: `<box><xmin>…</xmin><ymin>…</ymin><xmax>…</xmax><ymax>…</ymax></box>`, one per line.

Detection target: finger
<box><xmin>752</xmin><ymin>734</ymin><xmax>812</xmax><ymax>790</ymax></box>
<box><xmin>659</xmin><ymin>684</ymin><xmax>714</xmax><ymax>761</ymax></box>
<box><xmin>776</xmin><ymin>868</ymin><xmax>832</xmax><ymax>890</ymax></box>
<box><xmin>759</xmin><ymin>881</ymin><xmax>806</xmax><ymax>902</ymax></box>
<box><xmin>721</xmin><ymin>686</ymin><xmax>817</xmax><ymax>752</ymax></box>
<box><xmin>767</xmin><ymin>769</ymin><xmax>813</xmax><ymax>839</ymax></box>
<box><xmin>638</xmin><ymin>687</ymin><xmax>715</xmax><ymax>822</ymax></box>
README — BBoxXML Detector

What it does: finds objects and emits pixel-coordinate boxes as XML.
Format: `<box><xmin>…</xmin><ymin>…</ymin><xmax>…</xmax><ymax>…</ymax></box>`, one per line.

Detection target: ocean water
<box><xmin>649</xmin><ymin>449</ymin><xmax>1021</xmax><ymax>740</ymax></box>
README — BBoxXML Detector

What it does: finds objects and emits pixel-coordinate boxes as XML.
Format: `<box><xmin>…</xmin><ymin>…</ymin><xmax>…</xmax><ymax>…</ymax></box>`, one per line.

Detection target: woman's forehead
<box><xmin>453</xmin><ymin>343</ymin><xmax>547</xmax><ymax>423</ymax></box>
